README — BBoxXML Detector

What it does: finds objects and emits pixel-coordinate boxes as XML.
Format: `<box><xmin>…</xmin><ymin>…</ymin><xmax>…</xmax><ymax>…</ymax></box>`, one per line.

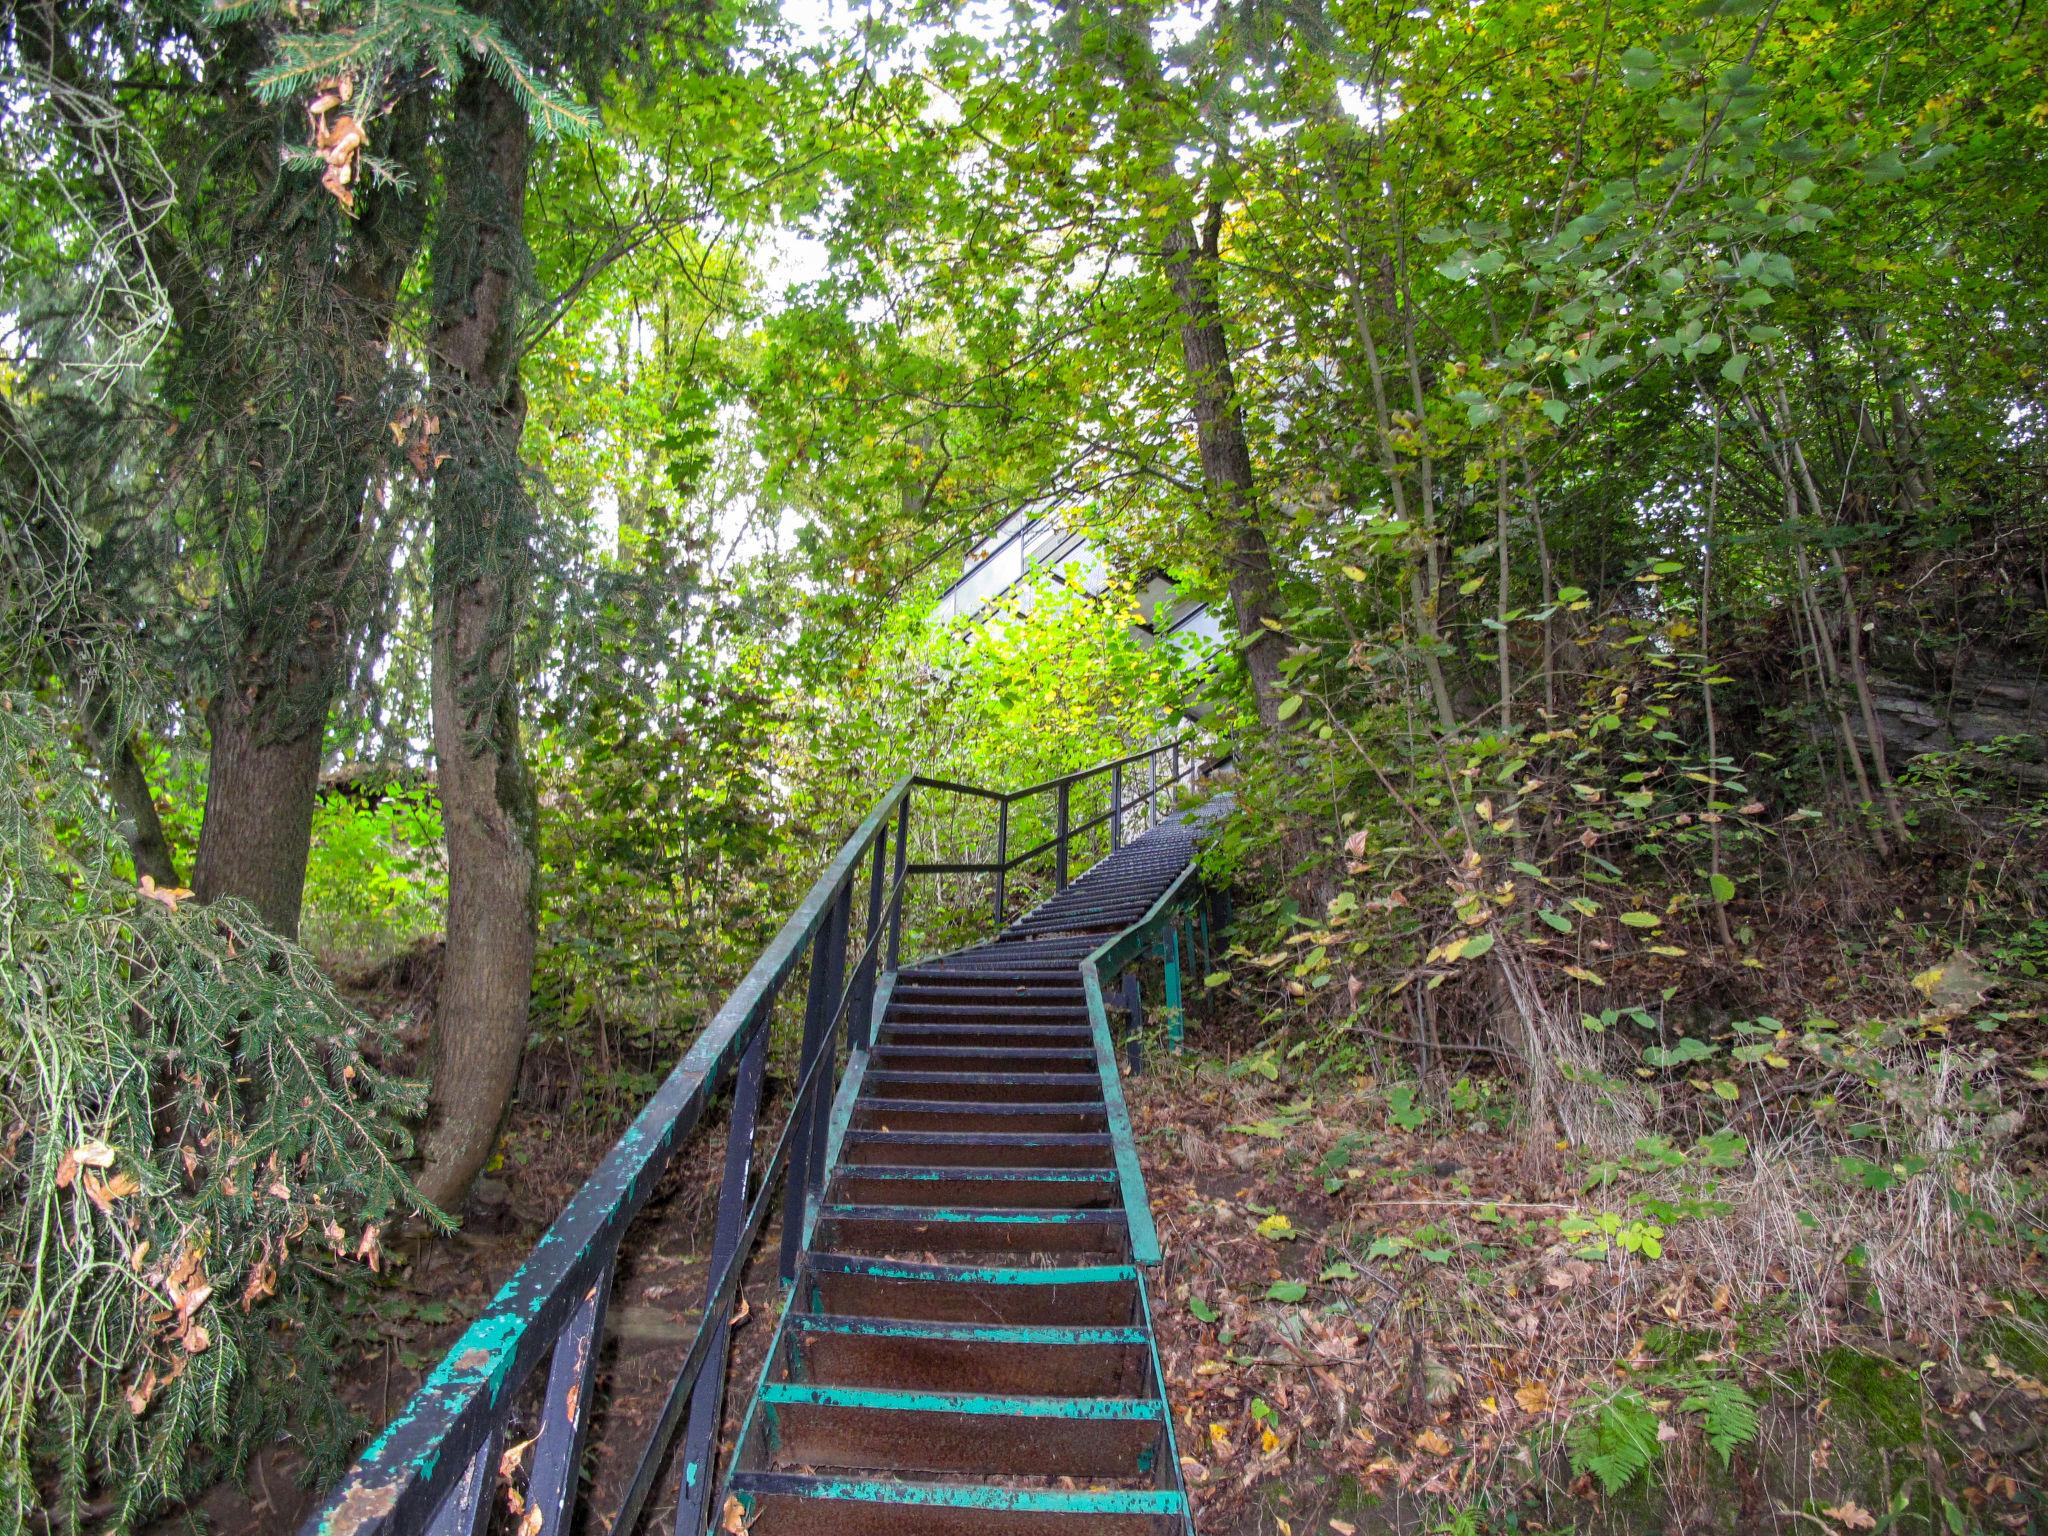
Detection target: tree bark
<box><xmin>416</xmin><ymin>72</ymin><xmax>541</xmax><ymax>1212</ymax></box>
<box><xmin>186</xmin><ymin>150</ymin><xmax>428</xmax><ymax>936</ymax></box>
<box><xmin>1160</xmin><ymin>210</ymin><xmax>1288</xmax><ymax>726</ymax></box>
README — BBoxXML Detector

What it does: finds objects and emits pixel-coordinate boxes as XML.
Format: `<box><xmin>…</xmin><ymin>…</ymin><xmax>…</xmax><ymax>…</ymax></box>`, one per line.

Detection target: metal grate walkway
<box><xmin>721</xmin><ymin>818</ymin><xmax>1204</xmax><ymax>1534</ymax></box>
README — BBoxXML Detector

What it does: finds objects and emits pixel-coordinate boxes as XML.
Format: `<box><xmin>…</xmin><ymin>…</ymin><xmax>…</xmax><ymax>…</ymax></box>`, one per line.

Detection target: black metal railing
<box><xmin>301</xmin><ymin>734</ymin><xmax>1207</xmax><ymax>1536</ymax></box>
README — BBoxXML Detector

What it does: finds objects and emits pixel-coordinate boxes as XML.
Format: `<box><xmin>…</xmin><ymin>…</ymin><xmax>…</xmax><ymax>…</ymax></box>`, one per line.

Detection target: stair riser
<box><xmin>814</xmin><ymin>1213</ymin><xmax>1128</xmax><ymax>1260</ymax></box>
<box><xmin>878</xmin><ymin>1026</ymin><xmax>1095</xmax><ymax>1050</ymax></box>
<box><xmin>864</xmin><ymin>1072</ymin><xmax>1101</xmax><ymax>1102</ymax></box>
<box><xmin>804</xmin><ymin>1272</ymin><xmax>1140</xmax><ymax>1325</ymax></box>
<box><xmin>851</xmin><ymin>1104</ymin><xmax>1106</xmax><ymax>1134</ymax></box>
<box><xmin>872</xmin><ymin>1049</ymin><xmax>1098</xmax><ymax>1074</ymax></box>
<box><xmin>764</xmin><ymin>1404</ymin><xmax>1162</xmax><ymax>1480</ymax></box>
<box><xmin>827</xmin><ymin>1171</ymin><xmax>1119</xmax><ymax>1209</ymax></box>
<box><xmin>841</xmin><ymin>1138</ymin><xmax>1113</xmax><ymax>1170</ymax></box>
<box><xmin>786</xmin><ymin>1332</ymin><xmax>1150</xmax><ymax>1397</ymax></box>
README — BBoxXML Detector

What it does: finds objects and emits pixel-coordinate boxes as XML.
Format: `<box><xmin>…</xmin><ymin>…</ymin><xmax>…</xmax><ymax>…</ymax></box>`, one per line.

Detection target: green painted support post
<box><xmin>1162</xmin><ymin>921</ymin><xmax>1184</xmax><ymax>1053</ymax></box>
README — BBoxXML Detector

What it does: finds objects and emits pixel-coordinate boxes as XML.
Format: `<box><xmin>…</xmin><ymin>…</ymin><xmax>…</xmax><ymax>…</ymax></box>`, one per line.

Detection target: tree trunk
<box><xmin>1160</xmin><ymin>211</ymin><xmax>1288</xmax><ymax>726</ymax></box>
<box><xmin>80</xmin><ymin>696</ymin><xmax>181</xmax><ymax>889</ymax></box>
<box><xmin>190</xmin><ymin>105</ymin><xmax>428</xmax><ymax>938</ymax></box>
<box><xmin>416</xmin><ymin>72</ymin><xmax>541</xmax><ymax>1212</ymax></box>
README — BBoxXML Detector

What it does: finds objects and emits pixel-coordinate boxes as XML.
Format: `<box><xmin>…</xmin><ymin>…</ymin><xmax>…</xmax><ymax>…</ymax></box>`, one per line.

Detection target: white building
<box><xmin>929</xmin><ymin>512</ymin><xmax>1228</xmax><ymax>656</ymax></box>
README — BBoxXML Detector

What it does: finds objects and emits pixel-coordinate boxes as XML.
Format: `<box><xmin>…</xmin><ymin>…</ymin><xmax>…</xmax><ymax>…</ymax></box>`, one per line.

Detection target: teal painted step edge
<box><xmin>729</xmin><ymin>1474</ymin><xmax>1189</xmax><ymax>1516</ymax></box>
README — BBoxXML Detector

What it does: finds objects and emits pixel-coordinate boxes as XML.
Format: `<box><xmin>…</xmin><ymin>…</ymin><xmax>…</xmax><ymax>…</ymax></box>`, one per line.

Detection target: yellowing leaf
<box><xmin>1618</xmin><ymin>911</ymin><xmax>1662</xmax><ymax>929</ymax></box>
<box><xmin>1256</xmin><ymin>1213</ymin><xmax>1298</xmax><ymax>1242</ymax></box>
<box><xmin>1261</xmin><ymin>1425</ymin><xmax>1282</xmax><ymax>1454</ymax></box>
<box><xmin>1564</xmin><ymin>965</ymin><xmax>1606</xmax><ymax>987</ymax></box>
<box><xmin>1910</xmin><ymin>967</ymin><xmax>1945</xmax><ymax>999</ymax></box>
<box><xmin>1514</xmin><ymin>1381</ymin><xmax>1551</xmax><ymax>1413</ymax></box>
<box><xmin>1414</xmin><ymin>1427</ymin><xmax>1453</xmax><ymax>1456</ymax></box>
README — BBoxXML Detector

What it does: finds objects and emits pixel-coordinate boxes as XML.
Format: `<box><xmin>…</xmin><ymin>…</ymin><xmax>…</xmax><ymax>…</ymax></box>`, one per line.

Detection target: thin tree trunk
<box><xmin>416</xmin><ymin>72</ymin><xmax>541</xmax><ymax>1212</ymax></box>
<box><xmin>1776</xmin><ymin>383</ymin><xmax>1909</xmax><ymax>843</ymax></box>
<box><xmin>1699</xmin><ymin>408</ymin><xmax>1736</xmax><ymax>948</ymax></box>
<box><xmin>1102</xmin><ymin>1</ymin><xmax>1286</xmax><ymax>728</ymax></box>
<box><xmin>1160</xmin><ymin>208</ymin><xmax>1288</xmax><ymax>727</ymax></box>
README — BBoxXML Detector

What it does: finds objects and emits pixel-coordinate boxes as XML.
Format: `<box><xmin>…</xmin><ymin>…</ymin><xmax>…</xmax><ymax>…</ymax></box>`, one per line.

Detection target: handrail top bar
<box><xmin>997</xmin><ymin>734</ymin><xmax>1194</xmax><ymax>803</ymax></box>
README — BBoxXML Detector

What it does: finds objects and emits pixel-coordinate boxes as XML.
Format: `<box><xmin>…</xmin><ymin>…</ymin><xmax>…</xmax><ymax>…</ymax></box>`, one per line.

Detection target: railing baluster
<box><xmin>886</xmin><ymin>795</ymin><xmax>910</xmax><ymax>972</ymax></box>
<box><xmin>852</xmin><ymin>832</ymin><xmax>887</xmax><ymax>1052</ymax></box>
<box><xmin>1121</xmin><ymin>969</ymin><xmax>1143</xmax><ymax>1074</ymax></box>
<box><xmin>1055</xmin><ymin>781</ymin><xmax>1070</xmax><ymax>889</ymax></box>
<box><xmin>780</xmin><ymin>916</ymin><xmax>839</xmax><ymax>1282</ymax></box>
<box><xmin>993</xmin><ymin>798</ymin><xmax>1009</xmax><ymax>926</ymax></box>
<box><xmin>805</xmin><ymin>881</ymin><xmax>852</xmax><ymax>1203</ymax></box>
<box><xmin>674</xmin><ymin>1011</ymin><xmax>770</xmax><ymax>1535</ymax></box>
<box><xmin>1163</xmin><ymin>918</ymin><xmax>1185</xmax><ymax>1052</ymax></box>
<box><xmin>426</xmin><ymin>1428</ymin><xmax>499</xmax><ymax>1536</ymax></box>
<box><xmin>523</xmin><ymin>1257</ymin><xmax>613</xmax><ymax>1535</ymax></box>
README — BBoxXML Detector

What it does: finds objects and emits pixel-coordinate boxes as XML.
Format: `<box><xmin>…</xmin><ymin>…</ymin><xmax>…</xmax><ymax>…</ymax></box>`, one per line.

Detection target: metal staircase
<box><xmin>303</xmin><ymin>742</ymin><xmax>1220</xmax><ymax>1536</ymax></box>
<box><xmin>724</xmin><ymin>817</ymin><xmax>1205</xmax><ymax>1534</ymax></box>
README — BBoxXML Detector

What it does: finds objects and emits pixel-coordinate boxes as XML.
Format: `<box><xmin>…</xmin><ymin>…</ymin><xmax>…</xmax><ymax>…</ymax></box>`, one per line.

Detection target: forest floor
<box><xmin>1130</xmin><ymin>1061</ymin><xmax>2048</xmax><ymax>1536</ymax></box>
<box><xmin>162</xmin><ymin>952</ymin><xmax>2048</xmax><ymax>1536</ymax></box>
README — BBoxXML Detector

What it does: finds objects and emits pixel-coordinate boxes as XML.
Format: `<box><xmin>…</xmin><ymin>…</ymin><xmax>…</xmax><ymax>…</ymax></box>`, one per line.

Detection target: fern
<box><xmin>1678</xmin><ymin>1377</ymin><xmax>1760</xmax><ymax>1467</ymax></box>
<box><xmin>1567</xmin><ymin>1389</ymin><xmax>1663</xmax><ymax>1495</ymax></box>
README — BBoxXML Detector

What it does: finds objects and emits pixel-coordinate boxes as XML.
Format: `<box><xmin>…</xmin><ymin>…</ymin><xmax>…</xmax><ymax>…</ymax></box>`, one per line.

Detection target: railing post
<box><xmin>524</xmin><ymin>1254</ymin><xmax>614</xmax><ymax>1536</ymax></box>
<box><xmin>1147</xmin><ymin>750</ymin><xmax>1159</xmax><ymax>827</ymax></box>
<box><xmin>1162</xmin><ymin>920</ymin><xmax>1184</xmax><ymax>1053</ymax></box>
<box><xmin>1110</xmin><ymin>762</ymin><xmax>1122</xmax><ymax>851</ymax></box>
<box><xmin>1055</xmin><ymin>781</ymin><xmax>1071</xmax><ymax>889</ymax></box>
<box><xmin>781</xmin><ymin>888</ymin><xmax>845</xmax><ymax>1282</ymax></box>
<box><xmin>886</xmin><ymin>793</ymin><xmax>910</xmax><ymax>972</ymax></box>
<box><xmin>675</xmin><ymin>1011</ymin><xmax>769</xmax><ymax>1535</ymax></box>
<box><xmin>426</xmin><ymin>1430</ymin><xmax>499</xmax><ymax>1536</ymax></box>
<box><xmin>851</xmin><ymin>832</ymin><xmax>887</xmax><ymax>1053</ymax></box>
<box><xmin>807</xmin><ymin>883</ymin><xmax>852</xmax><ymax>1215</ymax></box>
<box><xmin>1171</xmin><ymin>740</ymin><xmax>1181</xmax><ymax>796</ymax></box>
<box><xmin>993</xmin><ymin>798</ymin><xmax>1009</xmax><ymax>926</ymax></box>
<box><xmin>1121</xmin><ymin>968</ymin><xmax>1143</xmax><ymax>1075</ymax></box>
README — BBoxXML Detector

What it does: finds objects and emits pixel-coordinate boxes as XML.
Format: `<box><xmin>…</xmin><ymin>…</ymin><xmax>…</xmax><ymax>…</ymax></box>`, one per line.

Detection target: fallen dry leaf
<box><xmin>1414</xmin><ymin>1427</ymin><xmax>1453</xmax><ymax>1456</ymax></box>
<box><xmin>1822</xmin><ymin>1501</ymin><xmax>1876</xmax><ymax>1531</ymax></box>
<box><xmin>1514</xmin><ymin>1381</ymin><xmax>1550</xmax><ymax>1414</ymax></box>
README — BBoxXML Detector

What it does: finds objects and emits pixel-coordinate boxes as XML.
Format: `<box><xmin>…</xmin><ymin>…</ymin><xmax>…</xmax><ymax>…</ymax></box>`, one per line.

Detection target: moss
<box><xmin>1816</xmin><ymin>1347</ymin><xmax>1926</xmax><ymax>1451</ymax></box>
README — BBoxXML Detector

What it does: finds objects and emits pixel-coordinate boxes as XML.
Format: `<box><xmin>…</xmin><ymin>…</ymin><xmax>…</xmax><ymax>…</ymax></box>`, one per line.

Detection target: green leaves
<box><xmin>1710</xmin><ymin>873</ymin><xmax>1737</xmax><ymax>903</ymax></box>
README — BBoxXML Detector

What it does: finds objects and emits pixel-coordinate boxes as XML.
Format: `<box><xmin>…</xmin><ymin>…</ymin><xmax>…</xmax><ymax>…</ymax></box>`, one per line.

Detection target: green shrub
<box><xmin>0</xmin><ymin>699</ymin><xmax>434</xmax><ymax>1531</ymax></box>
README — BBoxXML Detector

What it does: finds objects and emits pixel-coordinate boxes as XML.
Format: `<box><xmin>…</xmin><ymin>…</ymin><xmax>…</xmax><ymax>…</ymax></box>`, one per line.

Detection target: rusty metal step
<box><xmin>813</xmin><ymin>1205</ymin><xmax>1129</xmax><ymax>1260</ymax></box>
<box><xmin>800</xmin><ymin>1256</ymin><xmax>1142</xmax><ymax>1325</ymax></box>
<box><xmin>754</xmin><ymin>1383</ymin><xmax>1167</xmax><ymax>1480</ymax></box>
<box><xmin>784</xmin><ymin>1316</ymin><xmax>1151</xmax><ymax>1397</ymax></box>
<box><xmin>850</xmin><ymin>1098</ymin><xmax>1107</xmax><ymax>1134</ymax></box>
<box><xmin>826</xmin><ymin>1166</ymin><xmax>1120</xmax><ymax>1210</ymax></box>
<box><xmin>862</xmin><ymin>1069</ymin><xmax>1102</xmax><ymax>1102</ymax></box>
<box><xmin>870</xmin><ymin>1045</ymin><xmax>1098</xmax><ymax>1074</ymax></box>
<box><xmin>839</xmin><ymin>1129</ymin><xmax>1114</xmax><ymax>1170</ymax></box>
